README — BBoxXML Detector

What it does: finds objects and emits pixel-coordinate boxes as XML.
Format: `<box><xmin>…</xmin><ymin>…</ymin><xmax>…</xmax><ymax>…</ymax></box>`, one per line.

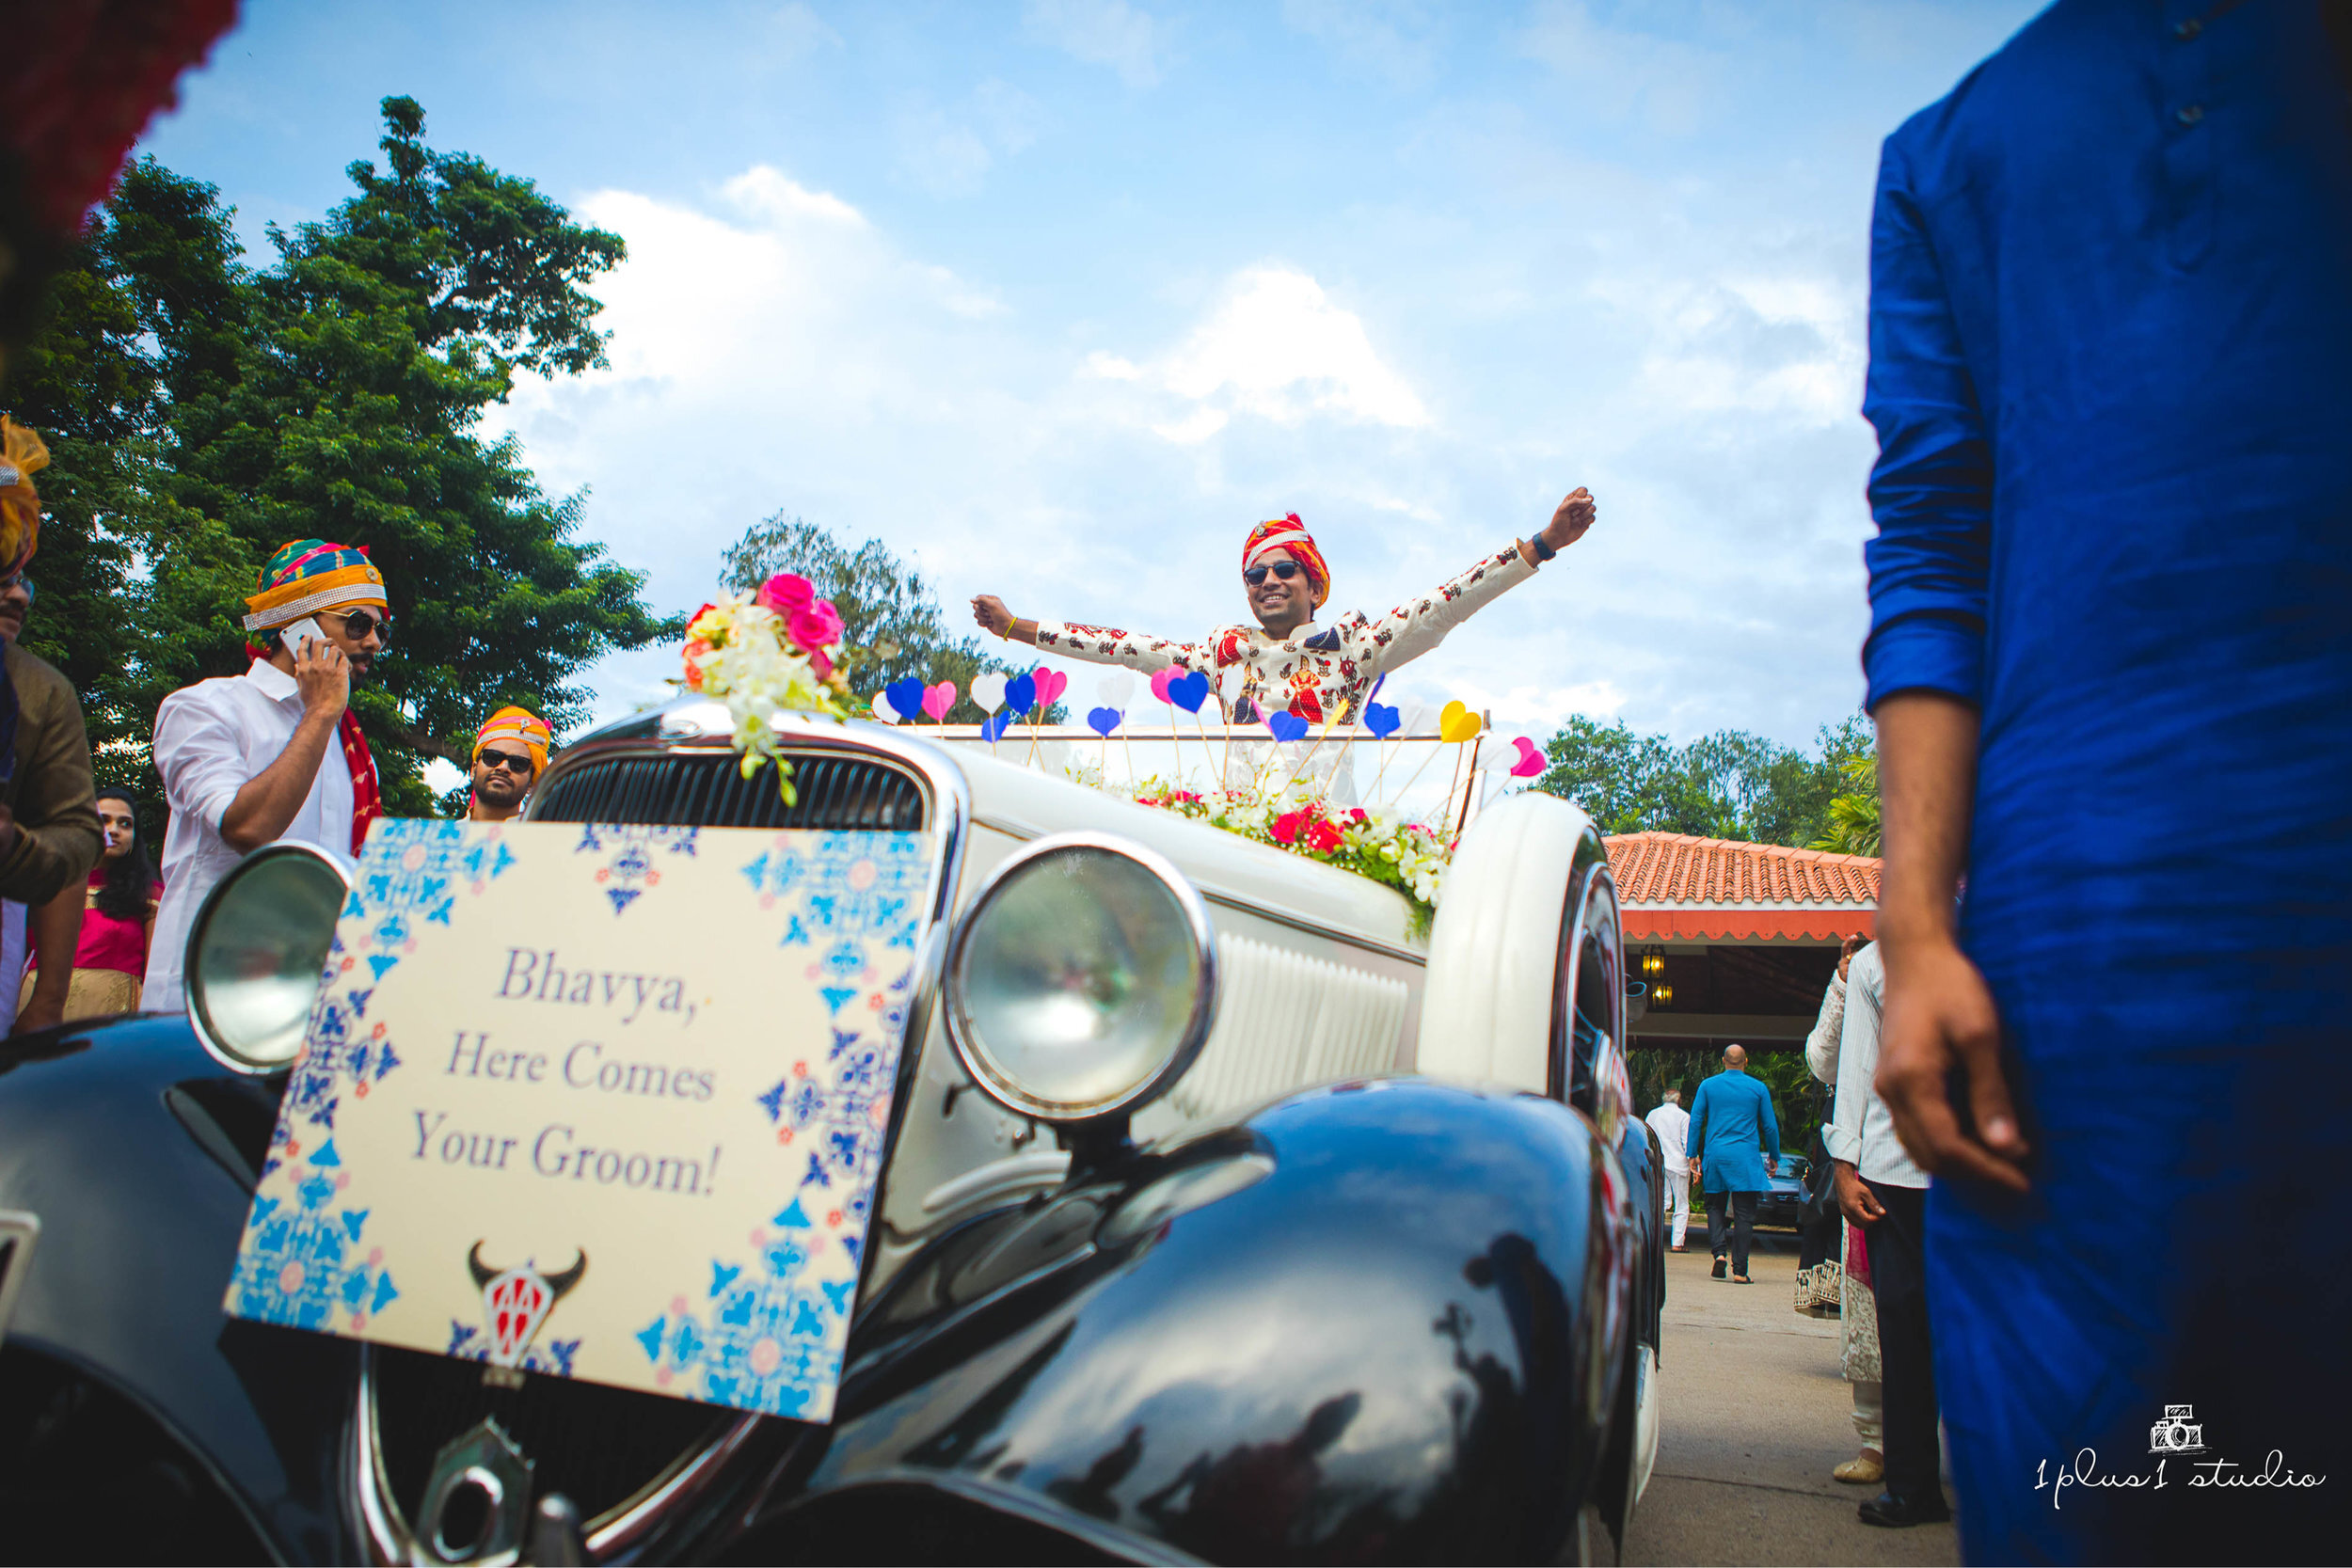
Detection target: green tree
<box><xmin>14</xmin><ymin>101</ymin><xmax>676</xmax><ymax>816</ymax></box>
<box><xmin>1536</xmin><ymin>711</ymin><xmax>1875</xmax><ymax>849</ymax></box>
<box><xmin>721</xmin><ymin>513</ymin><xmax>1044</xmax><ymax>723</ymax></box>
<box><xmin>1810</xmin><ymin>752</ymin><xmax>1882</xmax><ymax>856</ymax></box>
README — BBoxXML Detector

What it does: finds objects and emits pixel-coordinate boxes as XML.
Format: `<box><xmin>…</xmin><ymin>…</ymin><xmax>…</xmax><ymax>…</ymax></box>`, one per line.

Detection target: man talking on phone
<box><xmin>144</xmin><ymin>540</ymin><xmax>391</xmax><ymax>1011</ymax></box>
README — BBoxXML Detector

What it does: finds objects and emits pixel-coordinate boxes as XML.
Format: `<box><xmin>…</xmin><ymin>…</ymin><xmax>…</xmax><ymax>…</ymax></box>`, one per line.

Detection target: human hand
<box><xmin>1539</xmin><ymin>487</ymin><xmax>1596</xmax><ymax>553</ymax></box>
<box><xmin>1687</xmin><ymin>1156</ymin><xmax>1700</xmax><ymax>1181</ymax></box>
<box><xmin>294</xmin><ymin>636</ymin><xmax>351</xmax><ymax>721</ymax></box>
<box><xmin>1832</xmin><ymin>1160</ymin><xmax>1884</xmax><ymax>1226</ymax></box>
<box><xmin>1838</xmin><ymin>932</ymin><xmax>1867</xmax><ymax>981</ymax></box>
<box><xmin>972</xmin><ymin>594</ymin><xmax>1017</xmax><ymax>637</ymax></box>
<box><xmin>1877</xmin><ymin>934</ymin><xmax>2029</xmax><ymax>1192</ymax></box>
<box><xmin>1766</xmin><ymin>1156</ymin><xmax>1778</xmax><ymax>1178</ymax></box>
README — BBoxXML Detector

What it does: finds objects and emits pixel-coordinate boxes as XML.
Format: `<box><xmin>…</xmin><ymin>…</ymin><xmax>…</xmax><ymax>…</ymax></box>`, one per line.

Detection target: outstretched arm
<box><xmin>1349</xmin><ymin>488</ymin><xmax>1595</xmax><ymax>675</ymax></box>
<box><xmin>972</xmin><ymin>594</ymin><xmax>1207</xmax><ymax>676</ymax></box>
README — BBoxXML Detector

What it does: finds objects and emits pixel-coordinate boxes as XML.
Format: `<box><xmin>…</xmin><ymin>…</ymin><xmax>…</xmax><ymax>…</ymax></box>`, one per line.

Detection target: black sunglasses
<box><xmin>477</xmin><ymin>749</ymin><xmax>534</xmax><ymax>774</ymax></box>
<box><xmin>325</xmin><ymin>608</ymin><xmax>392</xmax><ymax>643</ymax></box>
<box><xmin>1243</xmin><ymin>562</ymin><xmax>1303</xmax><ymax>586</ymax></box>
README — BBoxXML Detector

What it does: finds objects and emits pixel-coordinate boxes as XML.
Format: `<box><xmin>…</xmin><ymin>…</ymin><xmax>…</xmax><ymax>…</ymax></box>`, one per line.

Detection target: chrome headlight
<box><xmin>944</xmin><ymin>832</ymin><xmax>1217</xmax><ymax>1126</ymax></box>
<box><xmin>187</xmin><ymin>842</ymin><xmax>350</xmax><ymax>1074</ymax></box>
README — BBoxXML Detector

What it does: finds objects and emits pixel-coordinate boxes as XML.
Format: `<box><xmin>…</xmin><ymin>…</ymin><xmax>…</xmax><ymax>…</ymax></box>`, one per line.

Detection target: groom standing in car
<box><xmin>1688</xmin><ymin>1044</ymin><xmax>1780</xmax><ymax>1284</ymax></box>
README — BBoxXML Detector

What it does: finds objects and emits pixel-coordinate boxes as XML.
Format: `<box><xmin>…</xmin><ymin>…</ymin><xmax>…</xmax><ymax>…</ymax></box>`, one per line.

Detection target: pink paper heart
<box><xmin>1510</xmin><ymin>736</ymin><xmax>1546</xmax><ymax>778</ymax></box>
<box><xmin>922</xmin><ymin>681</ymin><xmax>957</xmax><ymax>721</ymax></box>
<box><xmin>1150</xmin><ymin>668</ymin><xmax>1177</xmax><ymax>705</ymax></box>
<box><xmin>1032</xmin><ymin>667</ymin><xmax>1068</xmax><ymax>705</ymax></box>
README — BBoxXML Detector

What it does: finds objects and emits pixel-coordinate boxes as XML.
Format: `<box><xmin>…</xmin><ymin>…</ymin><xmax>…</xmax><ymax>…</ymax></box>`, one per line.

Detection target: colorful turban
<box><xmin>241</xmin><ymin>538</ymin><xmax>389</xmax><ymax>631</ymax></box>
<box><xmin>1242</xmin><ymin>513</ymin><xmax>1330</xmax><ymax>607</ymax></box>
<box><xmin>472</xmin><ymin>706</ymin><xmax>551</xmax><ymax>778</ymax></box>
<box><xmin>0</xmin><ymin>418</ymin><xmax>50</xmax><ymax>578</ymax></box>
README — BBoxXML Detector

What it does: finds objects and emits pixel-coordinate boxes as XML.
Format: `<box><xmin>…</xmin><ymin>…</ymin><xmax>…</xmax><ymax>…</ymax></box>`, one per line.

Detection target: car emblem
<box><xmin>467</xmin><ymin>1241</ymin><xmax>587</xmax><ymax>1368</ymax></box>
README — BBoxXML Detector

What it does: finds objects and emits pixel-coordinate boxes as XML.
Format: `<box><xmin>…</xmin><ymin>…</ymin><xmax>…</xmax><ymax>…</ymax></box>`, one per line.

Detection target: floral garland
<box><xmin>681</xmin><ymin>574</ymin><xmax>850</xmax><ymax>800</ymax></box>
<box><xmin>1128</xmin><ymin>784</ymin><xmax>1452</xmax><ymax>937</ymax></box>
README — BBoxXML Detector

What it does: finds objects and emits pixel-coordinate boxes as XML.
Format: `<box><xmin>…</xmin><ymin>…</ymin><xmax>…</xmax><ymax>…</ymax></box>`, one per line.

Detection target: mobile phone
<box><xmin>279</xmin><ymin>616</ymin><xmax>328</xmax><ymax>655</ymax></box>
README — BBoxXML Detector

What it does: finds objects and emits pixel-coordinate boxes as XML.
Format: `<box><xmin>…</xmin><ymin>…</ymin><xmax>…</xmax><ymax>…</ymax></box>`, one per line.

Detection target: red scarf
<box><xmin>247</xmin><ymin>645</ymin><xmax>384</xmax><ymax>855</ymax></box>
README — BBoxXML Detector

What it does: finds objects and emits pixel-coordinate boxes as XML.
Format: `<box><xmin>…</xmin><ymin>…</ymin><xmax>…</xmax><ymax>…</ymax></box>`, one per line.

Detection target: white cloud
<box><xmin>1516</xmin><ymin>0</ymin><xmax>1728</xmax><ymax>137</ymax></box>
<box><xmin>893</xmin><ymin>80</ymin><xmax>1047</xmax><ymax>198</ymax></box>
<box><xmin>1282</xmin><ymin>0</ymin><xmax>1444</xmax><ymax>87</ymax></box>
<box><xmin>765</xmin><ymin>2</ymin><xmax>842</xmax><ymax>63</ymax></box>
<box><xmin>1023</xmin><ymin>0</ymin><xmax>1171</xmax><ymax>87</ymax></box>
<box><xmin>1087</xmin><ymin>265</ymin><xmax>1432</xmax><ymax>441</ymax></box>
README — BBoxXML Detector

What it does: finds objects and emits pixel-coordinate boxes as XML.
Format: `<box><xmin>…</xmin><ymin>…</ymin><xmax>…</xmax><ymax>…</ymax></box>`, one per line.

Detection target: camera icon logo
<box><xmin>2149</xmin><ymin>1403</ymin><xmax>2206</xmax><ymax>1455</ymax></box>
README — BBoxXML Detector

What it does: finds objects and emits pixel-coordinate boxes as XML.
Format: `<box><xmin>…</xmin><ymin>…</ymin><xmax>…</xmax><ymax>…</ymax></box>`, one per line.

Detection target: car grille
<box><xmin>532</xmin><ymin>749</ymin><xmax>925</xmax><ymax>832</ymax></box>
<box><xmin>371</xmin><ymin>1347</ymin><xmax>728</xmax><ymax>1528</ymax></box>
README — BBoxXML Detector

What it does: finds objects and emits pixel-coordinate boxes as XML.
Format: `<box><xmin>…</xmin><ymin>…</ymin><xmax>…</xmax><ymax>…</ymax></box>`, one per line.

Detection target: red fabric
<box><xmin>6</xmin><ymin>1</ymin><xmax>243</xmax><ymax>235</ymax></box>
<box><xmin>1241</xmin><ymin>513</ymin><xmax>1332</xmax><ymax>605</ymax></box>
<box><xmin>70</xmin><ymin>868</ymin><xmax>162</xmax><ymax>976</ymax></box>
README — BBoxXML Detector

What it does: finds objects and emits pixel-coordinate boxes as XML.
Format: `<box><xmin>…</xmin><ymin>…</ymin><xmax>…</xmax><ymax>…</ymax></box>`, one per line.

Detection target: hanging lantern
<box><xmin>1641</xmin><ymin>946</ymin><xmax>1666</xmax><ymax>978</ymax></box>
<box><xmin>1651</xmin><ymin>981</ymin><xmax>1673</xmax><ymax>1008</ymax></box>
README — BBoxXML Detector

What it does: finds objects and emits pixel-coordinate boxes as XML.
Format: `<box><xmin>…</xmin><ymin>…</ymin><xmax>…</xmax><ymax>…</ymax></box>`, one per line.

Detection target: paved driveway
<box><xmin>1620</xmin><ymin>1243</ymin><xmax>1962</xmax><ymax>1566</ymax></box>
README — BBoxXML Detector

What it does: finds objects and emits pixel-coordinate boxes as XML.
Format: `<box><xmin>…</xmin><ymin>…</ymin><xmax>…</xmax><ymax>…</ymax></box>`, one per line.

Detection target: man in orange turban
<box><xmin>467</xmin><ymin>706</ymin><xmax>551</xmax><ymax>822</ymax></box>
<box><xmin>970</xmin><ymin>491</ymin><xmax>1595</xmax><ymax>726</ymax></box>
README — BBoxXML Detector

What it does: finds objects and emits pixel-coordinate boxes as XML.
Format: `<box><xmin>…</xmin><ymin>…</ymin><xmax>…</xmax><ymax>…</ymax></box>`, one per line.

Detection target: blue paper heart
<box><xmin>1364</xmin><ymin>702</ymin><xmax>1402</xmax><ymax>739</ymax></box>
<box><xmin>883</xmin><ymin>676</ymin><xmax>926</xmax><ymax>723</ymax></box>
<box><xmin>1004</xmin><ymin>672</ymin><xmax>1038</xmax><ymax>717</ymax></box>
<box><xmin>1087</xmin><ymin>706</ymin><xmax>1123</xmax><ymax>737</ymax></box>
<box><xmin>1266</xmin><ymin>710</ymin><xmax>1310</xmax><ymax>744</ymax></box>
<box><xmin>1167</xmin><ymin>669</ymin><xmax>1211</xmax><ymax>713</ymax></box>
<box><xmin>979</xmin><ymin>711</ymin><xmax>1016</xmax><ymax>743</ymax></box>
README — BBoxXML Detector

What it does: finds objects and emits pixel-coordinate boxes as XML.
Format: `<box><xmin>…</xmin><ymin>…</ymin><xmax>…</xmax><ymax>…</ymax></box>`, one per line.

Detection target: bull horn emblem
<box><xmin>468</xmin><ymin>1240</ymin><xmax>589</xmax><ymax>1369</ymax></box>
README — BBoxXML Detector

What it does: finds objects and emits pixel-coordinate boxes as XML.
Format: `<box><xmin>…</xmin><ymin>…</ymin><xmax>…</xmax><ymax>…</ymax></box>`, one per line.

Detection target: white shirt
<box><xmin>145</xmin><ymin>659</ymin><xmax>354</xmax><ymax>1010</ymax></box>
<box><xmin>1827</xmin><ymin>942</ymin><xmax>1928</xmax><ymax>1189</ymax></box>
<box><xmin>1806</xmin><ymin>970</ymin><xmax>1848</xmax><ymax>1086</ymax></box>
<box><xmin>1645</xmin><ymin>1101</ymin><xmax>1691</xmax><ymax>1167</ymax></box>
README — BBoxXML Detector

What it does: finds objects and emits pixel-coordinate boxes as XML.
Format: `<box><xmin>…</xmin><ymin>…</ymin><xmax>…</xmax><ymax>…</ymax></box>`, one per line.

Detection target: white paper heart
<box><xmin>1097</xmin><ymin>672</ymin><xmax>1136</xmax><ymax>706</ymax></box>
<box><xmin>971</xmin><ymin>673</ymin><xmax>1008</xmax><ymax>714</ymax></box>
<box><xmin>870</xmin><ymin>690</ymin><xmax>899</xmax><ymax>724</ymax></box>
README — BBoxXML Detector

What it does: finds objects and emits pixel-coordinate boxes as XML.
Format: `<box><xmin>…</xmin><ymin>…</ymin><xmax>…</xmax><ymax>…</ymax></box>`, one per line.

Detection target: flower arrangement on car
<box><xmin>680</xmin><ymin>573</ymin><xmax>850</xmax><ymax>800</ymax></box>
<box><xmin>1127</xmin><ymin>782</ymin><xmax>1453</xmax><ymax>935</ymax></box>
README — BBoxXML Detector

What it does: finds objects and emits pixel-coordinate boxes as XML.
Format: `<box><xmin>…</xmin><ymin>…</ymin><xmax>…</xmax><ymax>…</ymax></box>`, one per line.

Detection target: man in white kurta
<box><xmin>1645</xmin><ymin>1088</ymin><xmax>1692</xmax><ymax>1251</ymax></box>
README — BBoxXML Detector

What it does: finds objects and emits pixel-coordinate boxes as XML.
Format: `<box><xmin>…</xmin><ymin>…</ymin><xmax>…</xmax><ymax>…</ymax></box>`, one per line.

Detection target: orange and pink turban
<box><xmin>1242</xmin><ymin>513</ymin><xmax>1330</xmax><ymax>607</ymax></box>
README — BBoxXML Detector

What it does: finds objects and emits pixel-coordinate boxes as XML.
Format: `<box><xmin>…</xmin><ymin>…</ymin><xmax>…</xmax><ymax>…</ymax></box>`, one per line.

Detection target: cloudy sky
<box><xmin>139</xmin><ymin>0</ymin><xmax>2041</xmax><ymax>752</ymax></box>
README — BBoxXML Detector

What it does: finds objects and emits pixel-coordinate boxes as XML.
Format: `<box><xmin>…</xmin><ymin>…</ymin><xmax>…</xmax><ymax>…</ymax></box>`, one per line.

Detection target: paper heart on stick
<box><xmin>1265</xmin><ymin>710</ymin><xmax>1310</xmax><ymax>744</ymax></box>
<box><xmin>1003</xmin><ymin>672</ymin><xmax>1038</xmax><ymax>717</ymax></box>
<box><xmin>1510</xmin><ymin>736</ymin><xmax>1546</xmax><ymax>778</ymax></box>
<box><xmin>1087</xmin><ymin>706</ymin><xmax>1123</xmax><ymax>737</ymax></box>
<box><xmin>922</xmin><ymin>682</ymin><xmax>957</xmax><ymax>721</ymax></box>
<box><xmin>1363</xmin><ymin>702</ymin><xmax>1402</xmax><ymax>739</ymax></box>
<box><xmin>1167</xmin><ymin>670</ymin><xmax>1211</xmax><ymax>713</ymax></box>
<box><xmin>1150</xmin><ymin>668</ymin><xmax>1177</xmax><ymax>705</ymax></box>
<box><xmin>870</xmin><ymin>690</ymin><xmax>900</xmax><ymax>724</ymax></box>
<box><xmin>1097</xmin><ymin>672</ymin><xmax>1135</xmax><ymax>705</ymax></box>
<box><xmin>971</xmin><ymin>673</ymin><xmax>1009</xmax><ymax>714</ymax></box>
<box><xmin>979</xmin><ymin>711</ymin><xmax>1016</xmax><ymax>743</ymax></box>
<box><xmin>1438</xmin><ymin>701</ymin><xmax>1484</xmax><ymax>744</ymax></box>
<box><xmin>884</xmin><ymin>677</ymin><xmax>927</xmax><ymax>725</ymax></box>
<box><xmin>1031</xmin><ymin>667</ymin><xmax>1069</xmax><ymax>706</ymax></box>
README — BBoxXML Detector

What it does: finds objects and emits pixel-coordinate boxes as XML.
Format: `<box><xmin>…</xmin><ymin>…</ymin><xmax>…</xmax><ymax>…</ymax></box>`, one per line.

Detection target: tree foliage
<box><xmin>11</xmin><ymin>99</ymin><xmax>675</xmax><ymax>817</ymax></box>
<box><xmin>1810</xmin><ymin>752</ymin><xmax>1882</xmax><ymax>856</ymax></box>
<box><xmin>722</xmin><ymin>513</ymin><xmax>1044</xmax><ymax>724</ymax></box>
<box><xmin>1536</xmin><ymin>712</ymin><xmax>1873</xmax><ymax>849</ymax></box>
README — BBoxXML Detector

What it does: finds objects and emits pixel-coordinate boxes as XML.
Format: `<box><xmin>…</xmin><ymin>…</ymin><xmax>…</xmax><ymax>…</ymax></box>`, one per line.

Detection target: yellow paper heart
<box><xmin>1439</xmin><ymin>700</ymin><xmax>1483</xmax><ymax>744</ymax></box>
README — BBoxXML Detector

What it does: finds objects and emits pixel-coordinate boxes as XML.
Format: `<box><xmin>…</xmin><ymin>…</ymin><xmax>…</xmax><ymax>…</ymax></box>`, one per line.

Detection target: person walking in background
<box><xmin>1861</xmin><ymin>4</ymin><xmax>2349</xmax><ymax>1559</ymax></box>
<box><xmin>1797</xmin><ymin>933</ymin><xmax>1870</xmax><ymax>1312</ymax></box>
<box><xmin>465</xmin><ymin>706</ymin><xmax>550</xmax><ymax>822</ymax></box>
<box><xmin>22</xmin><ymin>789</ymin><xmax>161</xmax><ymax>1021</ymax></box>
<box><xmin>146</xmin><ymin>540</ymin><xmax>390</xmax><ymax>1011</ymax></box>
<box><xmin>1686</xmin><ymin>1044</ymin><xmax>1778</xmax><ymax>1283</ymax></box>
<box><xmin>0</xmin><ymin>419</ymin><xmax>101</xmax><ymax>1037</ymax></box>
<box><xmin>1812</xmin><ymin>938</ymin><xmax>1889</xmax><ymax>1493</ymax></box>
<box><xmin>1645</xmin><ymin>1087</ymin><xmax>1692</xmax><ymax>1252</ymax></box>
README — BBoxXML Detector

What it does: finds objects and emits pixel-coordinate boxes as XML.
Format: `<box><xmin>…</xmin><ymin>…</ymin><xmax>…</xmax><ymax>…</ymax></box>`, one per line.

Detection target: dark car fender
<box><xmin>743</xmin><ymin>1077</ymin><xmax>1640</xmax><ymax>1564</ymax></box>
<box><xmin>0</xmin><ymin>1015</ymin><xmax>353</xmax><ymax>1562</ymax></box>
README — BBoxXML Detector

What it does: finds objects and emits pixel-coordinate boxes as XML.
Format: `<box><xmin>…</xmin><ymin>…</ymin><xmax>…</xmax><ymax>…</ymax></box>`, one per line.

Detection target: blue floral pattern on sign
<box><xmin>634</xmin><ymin>1203</ymin><xmax>853</xmax><ymax>1418</ymax></box>
<box><xmin>445</xmin><ymin>1323</ymin><xmax>581</xmax><ymax>1378</ymax></box>
<box><xmin>578</xmin><ymin>824</ymin><xmax>698</xmax><ymax>913</ymax></box>
<box><xmin>225</xmin><ymin>1140</ymin><xmax>400</xmax><ymax>1331</ymax></box>
<box><xmin>741</xmin><ymin>832</ymin><xmax>927</xmax><ymax>978</ymax></box>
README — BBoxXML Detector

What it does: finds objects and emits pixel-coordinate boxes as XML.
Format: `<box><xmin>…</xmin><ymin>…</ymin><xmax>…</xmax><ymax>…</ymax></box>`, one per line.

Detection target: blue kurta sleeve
<box><xmin>1686</xmin><ymin>1084</ymin><xmax>1708</xmax><ymax>1162</ymax></box>
<box><xmin>1859</xmin><ymin>131</ymin><xmax>1994</xmax><ymax>712</ymax></box>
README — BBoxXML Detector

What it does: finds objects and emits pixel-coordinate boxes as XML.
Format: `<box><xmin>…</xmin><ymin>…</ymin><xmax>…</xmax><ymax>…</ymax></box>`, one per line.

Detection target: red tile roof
<box><xmin>1604</xmin><ymin>832</ymin><xmax>1879</xmax><ymax>942</ymax></box>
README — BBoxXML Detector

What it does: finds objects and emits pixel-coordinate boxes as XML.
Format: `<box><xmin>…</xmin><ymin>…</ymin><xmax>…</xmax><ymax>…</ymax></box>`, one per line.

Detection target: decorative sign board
<box><xmin>222</xmin><ymin>818</ymin><xmax>931</xmax><ymax>1423</ymax></box>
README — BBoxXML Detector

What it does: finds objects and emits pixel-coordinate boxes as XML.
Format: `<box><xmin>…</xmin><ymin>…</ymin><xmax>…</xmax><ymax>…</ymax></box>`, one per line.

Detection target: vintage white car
<box><xmin>0</xmin><ymin>699</ymin><xmax>1663</xmax><ymax>1565</ymax></box>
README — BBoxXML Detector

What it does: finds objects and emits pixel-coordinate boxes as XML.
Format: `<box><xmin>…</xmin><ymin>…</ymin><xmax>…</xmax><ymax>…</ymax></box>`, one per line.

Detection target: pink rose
<box><xmin>756</xmin><ymin>573</ymin><xmax>816</xmax><ymax>614</ymax></box>
<box><xmin>788</xmin><ymin>600</ymin><xmax>844</xmax><ymax>651</ymax></box>
<box><xmin>809</xmin><ymin>648</ymin><xmax>834</xmax><ymax>681</ymax></box>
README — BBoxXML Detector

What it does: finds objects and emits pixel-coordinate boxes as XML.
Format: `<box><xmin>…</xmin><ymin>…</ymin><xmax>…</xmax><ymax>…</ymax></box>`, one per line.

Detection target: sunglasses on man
<box><xmin>0</xmin><ymin>570</ymin><xmax>33</xmax><ymax>605</ymax></box>
<box><xmin>476</xmin><ymin>749</ymin><xmax>535</xmax><ymax>775</ymax></box>
<box><xmin>1242</xmin><ymin>562</ymin><xmax>1304</xmax><ymax>586</ymax></box>
<box><xmin>323</xmin><ymin>608</ymin><xmax>393</xmax><ymax>643</ymax></box>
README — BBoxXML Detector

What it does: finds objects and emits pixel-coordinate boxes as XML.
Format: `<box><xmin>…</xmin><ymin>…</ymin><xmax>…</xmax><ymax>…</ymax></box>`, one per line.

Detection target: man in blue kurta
<box><xmin>1685</xmin><ymin>1046</ymin><xmax>1779</xmax><ymax>1284</ymax></box>
<box><xmin>1860</xmin><ymin>2</ymin><xmax>2350</xmax><ymax>1560</ymax></box>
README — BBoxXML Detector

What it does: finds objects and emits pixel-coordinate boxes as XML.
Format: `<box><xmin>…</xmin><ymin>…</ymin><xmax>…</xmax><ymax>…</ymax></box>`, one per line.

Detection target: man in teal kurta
<box><xmin>1687</xmin><ymin>1044</ymin><xmax>1780</xmax><ymax>1283</ymax></box>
